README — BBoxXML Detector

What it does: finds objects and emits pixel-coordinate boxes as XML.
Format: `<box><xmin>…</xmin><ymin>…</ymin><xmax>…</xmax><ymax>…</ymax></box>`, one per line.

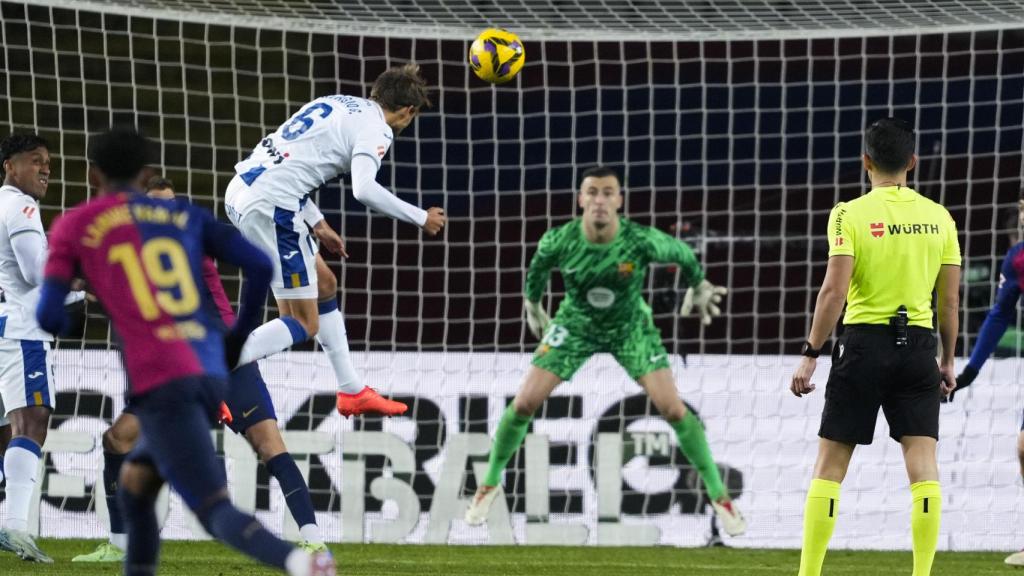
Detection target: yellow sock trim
<box><xmin>798</xmin><ymin>479</ymin><xmax>841</xmax><ymax>576</ymax></box>
<box><xmin>910</xmin><ymin>481</ymin><xmax>941</xmax><ymax>576</ymax></box>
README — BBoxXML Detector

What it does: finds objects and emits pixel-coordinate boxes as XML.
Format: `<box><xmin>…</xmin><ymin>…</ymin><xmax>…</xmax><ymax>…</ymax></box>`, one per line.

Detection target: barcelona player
<box><xmin>36</xmin><ymin>129</ymin><xmax>333</xmax><ymax>575</ymax></box>
<box><xmin>464</xmin><ymin>166</ymin><xmax>745</xmax><ymax>536</ymax></box>
<box><xmin>73</xmin><ymin>176</ymin><xmax>326</xmax><ymax>562</ymax></box>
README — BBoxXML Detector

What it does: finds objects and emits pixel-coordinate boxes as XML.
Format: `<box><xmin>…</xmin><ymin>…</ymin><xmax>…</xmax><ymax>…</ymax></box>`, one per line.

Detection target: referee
<box><xmin>789</xmin><ymin>118</ymin><xmax>961</xmax><ymax>576</ymax></box>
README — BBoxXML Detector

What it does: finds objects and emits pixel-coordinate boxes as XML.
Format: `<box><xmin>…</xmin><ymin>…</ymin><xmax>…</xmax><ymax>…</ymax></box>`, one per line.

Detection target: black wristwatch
<box><xmin>800</xmin><ymin>341</ymin><xmax>822</xmax><ymax>358</ymax></box>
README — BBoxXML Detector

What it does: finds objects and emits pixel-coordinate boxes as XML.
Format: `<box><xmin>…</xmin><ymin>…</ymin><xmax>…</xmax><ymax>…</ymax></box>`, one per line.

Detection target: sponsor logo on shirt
<box><xmin>377</xmin><ymin>145</ymin><xmax>386</xmax><ymax>158</ymax></box>
<box><xmin>21</xmin><ymin>206</ymin><xmax>35</xmax><ymax>219</ymax></box>
<box><xmin>886</xmin><ymin>223</ymin><xmax>941</xmax><ymax>235</ymax></box>
<box><xmin>870</xmin><ymin>222</ymin><xmax>885</xmax><ymax>238</ymax></box>
<box><xmin>618</xmin><ymin>262</ymin><xmax>635</xmax><ymax>277</ymax></box>
<box><xmin>586</xmin><ymin>287</ymin><xmax>616</xmax><ymax>309</ymax></box>
<box><xmin>834</xmin><ymin>237</ymin><xmax>844</xmax><ymax>247</ymax></box>
<box><xmin>282</xmin><ymin>250</ymin><xmax>300</xmax><ymax>260</ymax></box>
<box><xmin>27</xmin><ymin>371</ymin><xmax>44</xmax><ymax>379</ymax></box>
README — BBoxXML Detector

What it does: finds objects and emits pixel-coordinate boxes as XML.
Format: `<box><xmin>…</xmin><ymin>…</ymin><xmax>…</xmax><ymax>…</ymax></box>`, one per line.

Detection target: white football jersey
<box><xmin>0</xmin><ymin>185</ymin><xmax>50</xmax><ymax>341</ymax></box>
<box><xmin>231</xmin><ymin>95</ymin><xmax>394</xmax><ymax>213</ymax></box>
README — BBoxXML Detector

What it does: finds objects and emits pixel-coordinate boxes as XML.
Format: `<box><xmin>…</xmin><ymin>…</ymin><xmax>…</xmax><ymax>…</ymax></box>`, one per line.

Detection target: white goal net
<box><xmin>1</xmin><ymin>0</ymin><xmax>1023</xmax><ymax>551</ymax></box>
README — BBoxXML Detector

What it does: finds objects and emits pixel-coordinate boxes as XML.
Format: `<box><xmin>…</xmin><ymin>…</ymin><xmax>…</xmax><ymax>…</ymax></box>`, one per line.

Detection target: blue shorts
<box><xmin>224</xmin><ymin>362</ymin><xmax>277</xmax><ymax>435</ymax></box>
<box><xmin>126</xmin><ymin>375</ymin><xmax>227</xmax><ymax>512</ymax></box>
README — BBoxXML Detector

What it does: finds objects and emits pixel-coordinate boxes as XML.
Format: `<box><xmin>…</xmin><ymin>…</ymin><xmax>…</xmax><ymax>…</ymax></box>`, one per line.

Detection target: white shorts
<box><xmin>0</xmin><ymin>338</ymin><xmax>55</xmax><ymax>419</ymax></box>
<box><xmin>225</xmin><ymin>177</ymin><xmax>318</xmax><ymax>300</ymax></box>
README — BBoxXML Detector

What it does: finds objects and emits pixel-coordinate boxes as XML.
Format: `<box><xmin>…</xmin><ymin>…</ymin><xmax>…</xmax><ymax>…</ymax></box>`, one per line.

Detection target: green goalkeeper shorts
<box><xmin>531</xmin><ymin>319</ymin><xmax>672</xmax><ymax>381</ymax></box>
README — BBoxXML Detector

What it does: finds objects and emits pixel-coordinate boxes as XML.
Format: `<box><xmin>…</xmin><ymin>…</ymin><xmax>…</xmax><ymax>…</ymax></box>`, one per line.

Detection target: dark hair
<box><xmin>865</xmin><ymin>117</ymin><xmax>915</xmax><ymax>174</ymax></box>
<box><xmin>0</xmin><ymin>133</ymin><xmax>49</xmax><ymax>169</ymax></box>
<box><xmin>578</xmin><ymin>166</ymin><xmax>621</xmax><ymax>186</ymax></box>
<box><xmin>371</xmin><ymin>63</ymin><xmax>432</xmax><ymax>111</ymax></box>
<box><xmin>88</xmin><ymin>128</ymin><xmax>151</xmax><ymax>182</ymax></box>
<box><xmin>145</xmin><ymin>176</ymin><xmax>175</xmax><ymax>192</ymax></box>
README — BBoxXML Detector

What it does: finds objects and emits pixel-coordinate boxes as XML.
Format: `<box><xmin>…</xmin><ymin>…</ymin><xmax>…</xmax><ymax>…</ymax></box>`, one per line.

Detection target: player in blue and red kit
<box><xmin>35</xmin><ymin>129</ymin><xmax>333</xmax><ymax>576</ymax></box>
<box><xmin>948</xmin><ymin>194</ymin><xmax>1024</xmax><ymax>566</ymax></box>
<box><xmin>73</xmin><ymin>177</ymin><xmax>326</xmax><ymax>563</ymax></box>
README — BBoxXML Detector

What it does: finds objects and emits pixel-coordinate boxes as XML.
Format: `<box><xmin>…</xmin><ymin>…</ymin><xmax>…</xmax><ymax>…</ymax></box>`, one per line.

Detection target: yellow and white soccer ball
<box><xmin>468</xmin><ymin>28</ymin><xmax>525</xmax><ymax>84</ymax></box>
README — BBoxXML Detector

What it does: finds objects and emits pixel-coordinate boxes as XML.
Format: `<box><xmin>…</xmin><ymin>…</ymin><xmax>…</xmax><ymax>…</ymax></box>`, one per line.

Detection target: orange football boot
<box><xmin>336</xmin><ymin>387</ymin><xmax>408</xmax><ymax>418</ymax></box>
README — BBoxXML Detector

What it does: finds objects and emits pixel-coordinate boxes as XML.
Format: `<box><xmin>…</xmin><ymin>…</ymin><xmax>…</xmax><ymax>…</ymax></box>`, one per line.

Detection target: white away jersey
<box><xmin>231</xmin><ymin>95</ymin><xmax>393</xmax><ymax>213</ymax></box>
<box><xmin>0</xmin><ymin>185</ymin><xmax>50</xmax><ymax>341</ymax></box>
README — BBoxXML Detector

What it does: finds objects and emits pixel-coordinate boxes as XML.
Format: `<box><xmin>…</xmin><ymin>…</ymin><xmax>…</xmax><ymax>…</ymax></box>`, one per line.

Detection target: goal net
<box><xmin>1</xmin><ymin>0</ymin><xmax>1023</xmax><ymax>550</ymax></box>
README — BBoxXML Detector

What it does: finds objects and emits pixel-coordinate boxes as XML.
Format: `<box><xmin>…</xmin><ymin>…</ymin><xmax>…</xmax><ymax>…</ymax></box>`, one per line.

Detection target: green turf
<box><xmin>0</xmin><ymin>540</ymin><xmax>1014</xmax><ymax>575</ymax></box>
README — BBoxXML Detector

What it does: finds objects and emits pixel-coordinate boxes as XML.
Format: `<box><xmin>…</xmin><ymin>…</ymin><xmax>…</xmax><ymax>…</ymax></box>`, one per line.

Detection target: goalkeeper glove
<box><xmin>680</xmin><ymin>280</ymin><xmax>728</xmax><ymax>326</ymax></box>
<box><xmin>943</xmin><ymin>364</ymin><xmax>978</xmax><ymax>403</ymax></box>
<box><xmin>524</xmin><ymin>300</ymin><xmax>551</xmax><ymax>340</ymax></box>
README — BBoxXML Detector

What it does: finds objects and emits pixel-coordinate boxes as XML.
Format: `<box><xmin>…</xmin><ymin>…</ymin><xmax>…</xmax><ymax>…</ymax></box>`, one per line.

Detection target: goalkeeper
<box><xmin>464</xmin><ymin>166</ymin><xmax>745</xmax><ymax>536</ymax></box>
<box><xmin>946</xmin><ymin>191</ymin><xmax>1024</xmax><ymax>567</ymax></box>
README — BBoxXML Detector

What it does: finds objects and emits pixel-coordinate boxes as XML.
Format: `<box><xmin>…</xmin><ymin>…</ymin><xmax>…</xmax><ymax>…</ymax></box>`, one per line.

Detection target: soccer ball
<box><xmin>468</xmin><ymin>28</ymin><xmax>525</xmax><ymax>84</ymax></box>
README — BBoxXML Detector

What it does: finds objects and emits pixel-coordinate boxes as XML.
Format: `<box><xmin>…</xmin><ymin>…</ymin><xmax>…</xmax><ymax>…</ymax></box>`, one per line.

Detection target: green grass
<box><xmin>0</xmin><ymin>540</ymin><xmax>1013</xmax><ymax>575</ymax></box>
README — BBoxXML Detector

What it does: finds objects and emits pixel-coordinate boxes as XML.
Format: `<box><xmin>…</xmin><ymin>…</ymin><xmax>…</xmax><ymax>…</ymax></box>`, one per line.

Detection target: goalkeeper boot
<box><xmin>72</xmin><ymin>541</ymin><xmax>125</xmax><ymax>562</ymax></box>
<box><xmin>464</xmin><ymin>485</ymin><xmax>501</xmax><ymax>525</ymax></box>
<box><xmin>710</xmin><ymin>498</ymin><xmax>747</xmax><ymax>537</ymax></box>
<box><xmin>1005</xmin><ymin>549</ymin><xmax>1024</xmax><ymax>566</ymax></box>
<box><xmin>0</xmin><ymin>528</ymin><xmax>54</xmax><ymax>563</ymax></box>
<box><xmin>337</xmin><ymin>387</ymin><xmax>407</xmax><ymax>418</ymax></box>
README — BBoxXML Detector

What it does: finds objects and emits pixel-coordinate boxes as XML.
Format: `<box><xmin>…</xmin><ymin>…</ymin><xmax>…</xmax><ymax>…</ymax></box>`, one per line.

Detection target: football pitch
<box><xmin>0</xmin><ymin>541</ymin><xmax>1013</xmax><ymax>575</ymax></box>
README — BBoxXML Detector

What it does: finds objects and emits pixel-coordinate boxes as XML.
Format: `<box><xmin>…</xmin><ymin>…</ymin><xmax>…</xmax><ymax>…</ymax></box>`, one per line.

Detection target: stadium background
<box><xmin>0</xmin><ymin>0</ymin><xmax>1022</xmax><ymax>552</ymax></box>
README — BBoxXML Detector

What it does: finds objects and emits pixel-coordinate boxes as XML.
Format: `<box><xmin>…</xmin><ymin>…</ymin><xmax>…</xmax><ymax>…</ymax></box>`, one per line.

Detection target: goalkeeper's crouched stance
<box><xmin>464</xmin><ymin>166</ymin><xmax>746</xmax><ymax>537</ymax></box>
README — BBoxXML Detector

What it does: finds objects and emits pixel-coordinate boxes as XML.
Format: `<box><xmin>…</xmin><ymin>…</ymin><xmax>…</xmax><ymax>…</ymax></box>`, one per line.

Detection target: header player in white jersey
<box><xmin>0</xmin><ymin>134</ymin><xmax>57</xmax><ymax>562</ymax></box>
<box><xmin>225</xmin><ymin>63</ymin><xmax>445</xmax><ymax>417</ymax></box>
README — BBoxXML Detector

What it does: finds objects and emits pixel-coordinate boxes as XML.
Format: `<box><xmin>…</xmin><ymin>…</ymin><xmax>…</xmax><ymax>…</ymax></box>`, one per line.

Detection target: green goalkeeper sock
<box><xmin>482</xmin><ymin>405</ymin><xmax>532</xmax><ymax>487</ymax></box>
<box><xmin>670</xmin><ymin>411</ymin><xmax>726</xmax><ymax>501</ymax></box>
<box><xmin>799</xmin><ymin>478</ymin><xmax>840</xmax><ymax>576</ymax></box>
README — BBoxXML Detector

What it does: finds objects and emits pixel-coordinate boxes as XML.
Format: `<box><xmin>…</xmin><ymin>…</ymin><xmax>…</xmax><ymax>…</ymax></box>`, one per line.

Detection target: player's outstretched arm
<box><xmin>350</xmin><ymin>154</ymin><xmax>443</xmax><ymax>233</ymax></box>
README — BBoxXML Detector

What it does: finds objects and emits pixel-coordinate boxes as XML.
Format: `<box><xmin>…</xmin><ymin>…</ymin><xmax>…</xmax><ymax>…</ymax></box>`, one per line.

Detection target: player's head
<box><xmin>87</xmin><ymin>128</ymin><xmax>152</xmax><ymax>192</ymax></box>
<box><xmin>863</xmin><ymin>117</ymin><xmax>917</xmax><ymax>176</ymax></box>
<box><xmin>577</xmin><ymin>166</ymin><xmax>622</xmax><ymax>229</ymax></box>
<box><xmin>371</xmin><ymin>63</ymin><xmax>432</xmax><ymax>134</ymax></box>
<box><xmin>145</xmin><ymin>176</ymin><xmax>176</xmax><ymax>200</ymax></box>
<box><xmin>0</xmin><ymin>133</ymin><xmax>50</xmax><ymax>200</ymax></box>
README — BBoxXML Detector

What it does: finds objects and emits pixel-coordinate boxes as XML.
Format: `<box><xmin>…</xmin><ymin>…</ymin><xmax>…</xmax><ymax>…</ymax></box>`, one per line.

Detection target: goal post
<box><xmin>1</xmin><ymin>0</ymin><xmax>1023</xmax><ymax>550</ymax></box>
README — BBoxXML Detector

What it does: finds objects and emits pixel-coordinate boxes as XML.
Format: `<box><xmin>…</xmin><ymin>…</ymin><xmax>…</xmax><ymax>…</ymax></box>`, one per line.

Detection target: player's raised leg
<box><xmin>230</xmin><ymin>199</ymin><xmax>316</xmax><ymax>365</ymax></box>
<box><xmin>0</xmin><ymin>343</ymin><xmax>55</xmax><ymax>564</ymax></box>
<box><xmin>72</xmin><ymin>411</ymin><xmax>138</xmax><ymax>562</ymax></box>
<box><xmin>312</xmin><ymin>256</ymin><xmax>406</xmax><ymax>417</ymax></box>
<box><xmin>798</xmin><ymin>439</ymin><xmax>854</xmax><ymax>576</ymax></box>
<box><xmin>465</xmin><ymin>366</ymin><xmax>561</xmax><ymax>525</ymax></box>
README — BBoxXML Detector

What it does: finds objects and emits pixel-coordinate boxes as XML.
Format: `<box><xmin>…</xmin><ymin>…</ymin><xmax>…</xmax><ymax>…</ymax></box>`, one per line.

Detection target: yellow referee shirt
<box><xmin>827</xmin><ymin>185</ymin><xmax>961</xmax><ymax>328</ymax></box>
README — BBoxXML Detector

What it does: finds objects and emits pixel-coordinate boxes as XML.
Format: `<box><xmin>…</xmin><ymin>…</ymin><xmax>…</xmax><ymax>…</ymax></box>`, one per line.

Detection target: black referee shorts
<box><xmin>819</xmin><ymin>324</ymin><xmax>941</xmax><ymax>445</ymax></box>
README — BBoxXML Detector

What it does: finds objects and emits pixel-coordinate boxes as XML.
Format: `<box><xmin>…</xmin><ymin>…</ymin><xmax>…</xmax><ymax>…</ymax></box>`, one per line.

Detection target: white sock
<box><xmin>299</xmin><ymin>523</ymin><xmax>323</xmax><ymax>545</ymax></box>
<box><xmin>316</xmin><ymin>308</ymin><xmax>364</xmax><ymax>395</ymax></box>
<box><xmin>285</xmin><ymin>548</ymin><xmax>312</xmax><ymax>576</ymax></box>
<box><xmin>4</xmin><ymin>440</ymin><xmax>41</xmax><ymax>532</ymax></box>
<box><xmin>110</xmin><ymin>533</ymin><xmax>127</xmax><ymax>550</ymax></box>
<box><xmin>239</xmin><ymin>317</ymin><xmax>308</xmax><ymax>365</ymax></box>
